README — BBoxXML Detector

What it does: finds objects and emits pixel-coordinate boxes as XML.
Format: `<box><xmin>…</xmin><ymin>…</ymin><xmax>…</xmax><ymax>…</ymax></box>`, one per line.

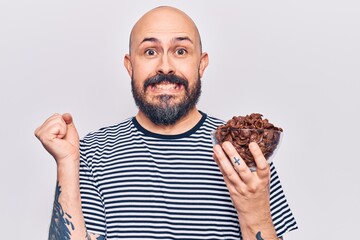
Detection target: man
<box><xmin>35</xmin><ymin>6</ymin><xmax>297</xmax><ymax>240</ymax></box>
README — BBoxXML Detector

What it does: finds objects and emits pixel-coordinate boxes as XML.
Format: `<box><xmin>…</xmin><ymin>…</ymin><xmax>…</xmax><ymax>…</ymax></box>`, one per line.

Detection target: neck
<box><xmin>135</xmin><ymin>108</ymin><xmax>202</xmax><ymax>135</ymax></box>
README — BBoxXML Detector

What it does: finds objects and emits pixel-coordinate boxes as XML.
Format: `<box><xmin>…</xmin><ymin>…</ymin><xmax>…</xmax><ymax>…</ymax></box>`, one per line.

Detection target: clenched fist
<box><xmin>35</xmin><ymin>113</ymin><xmax>80</xmax><ymax>165</ymax></box>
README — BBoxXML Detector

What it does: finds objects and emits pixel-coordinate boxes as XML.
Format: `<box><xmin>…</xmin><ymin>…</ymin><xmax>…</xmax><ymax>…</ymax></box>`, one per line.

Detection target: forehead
<box><xmin>130</xmin><ymin>8</ymin><xmax>200</xmax><ymax>48</ymax></box>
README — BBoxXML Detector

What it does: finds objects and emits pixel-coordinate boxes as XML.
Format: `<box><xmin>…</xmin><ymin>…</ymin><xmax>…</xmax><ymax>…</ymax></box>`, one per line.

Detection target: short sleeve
<box><xmin>269</xmin><ymin>163</ymin><xmax>298</xmax><ymax>237</ymax></box>
<box><xmin>79</xmin><ymin>139</ymin><xmax>107</xmax><ymax>236</ymax></box>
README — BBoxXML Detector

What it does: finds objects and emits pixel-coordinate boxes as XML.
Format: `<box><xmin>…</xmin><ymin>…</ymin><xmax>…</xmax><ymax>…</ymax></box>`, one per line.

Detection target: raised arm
<box><xmin>213</xmin><ymin>141</ymin><xmax>282</xmax><ymax>240</ymax></box>
<box><xmin>35</xmin><ymin>113</ymin><xmax>104</xmax><ymax>240</ymax></box>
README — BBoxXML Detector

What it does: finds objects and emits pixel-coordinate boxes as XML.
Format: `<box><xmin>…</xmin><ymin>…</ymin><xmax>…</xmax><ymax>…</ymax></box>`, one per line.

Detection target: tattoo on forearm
<box><xmin>256</xmin><ymin>231</ymin><xmax>264</xmax><ymax>240</ymax></box>
<box><xmin>48</xmin><ymin>182</ymin><xmax>74</xmax><ymax>240</ymax></box>
<box><xmin>85</xmin><ymin>231</ymin><xmax>106</xmax><ymax>240</ymax></box>
<box><xmin>85</xmin><ymin>231</ymin><xmax>91</xmax><ymax>240</ymax></box>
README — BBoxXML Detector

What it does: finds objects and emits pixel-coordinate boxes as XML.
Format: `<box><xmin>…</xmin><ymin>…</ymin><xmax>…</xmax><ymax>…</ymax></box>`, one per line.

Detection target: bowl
<box><xmin>211</xmin><ymin>128</ymin><xmax>283</xmax><ymax>170</ymax></box>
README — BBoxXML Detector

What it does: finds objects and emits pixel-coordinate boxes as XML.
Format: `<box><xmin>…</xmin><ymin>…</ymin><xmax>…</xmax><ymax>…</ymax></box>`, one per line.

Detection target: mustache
<box><xmin>143</xmin><ymin>73</ymin><xmax>189</xmax><ymax>89</ymax></box>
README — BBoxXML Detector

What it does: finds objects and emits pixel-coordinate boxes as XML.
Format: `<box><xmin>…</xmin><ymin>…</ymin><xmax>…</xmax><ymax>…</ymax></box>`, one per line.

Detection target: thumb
<box><xmin>62</xmin><ymin>113</ymin><xmax>74</xmax><ymax>127</ymax></box>
<box><xmin>61</xmin><ymin>113</ymin><xmax>79</xmax><ymax>143</ymax></box>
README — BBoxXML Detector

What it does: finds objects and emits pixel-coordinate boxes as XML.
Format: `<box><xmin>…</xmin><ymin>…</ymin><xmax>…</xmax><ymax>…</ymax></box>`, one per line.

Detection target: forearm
<box><xmin>49</xmin><ymin>161</ymin><xmax>97</xmax><ymax>240</ymax></box>
<box><xmin>237</xmin><ymin>205</ymin><xmax>279</xmax><ymax>240</ymax></box>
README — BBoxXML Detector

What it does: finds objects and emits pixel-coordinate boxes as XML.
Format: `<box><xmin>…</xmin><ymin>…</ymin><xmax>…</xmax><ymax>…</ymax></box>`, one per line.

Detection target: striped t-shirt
<box><xmin>79</xmin><ymin>112</ymin><xmax>298</xmax><ymax>239</ymax></box>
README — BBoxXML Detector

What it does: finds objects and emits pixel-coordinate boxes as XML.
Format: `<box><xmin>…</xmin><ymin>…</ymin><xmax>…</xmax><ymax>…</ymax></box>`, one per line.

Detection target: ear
<box><xmin>124</xmin><ymin>54</ymin><xmax>133</xmax><ymax>78</ymax></box>
<box><xmin>198</xmin><ymin>52</ymin><xmax>209</xmax><ymax>78</ymax></box>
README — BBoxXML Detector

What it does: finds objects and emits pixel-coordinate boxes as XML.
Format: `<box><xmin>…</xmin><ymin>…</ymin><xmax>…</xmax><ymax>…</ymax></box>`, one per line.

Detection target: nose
<box><xmin>157</xmin><ymin>54</ymin><xmax>175</xmax><ymax>75</ymax></box>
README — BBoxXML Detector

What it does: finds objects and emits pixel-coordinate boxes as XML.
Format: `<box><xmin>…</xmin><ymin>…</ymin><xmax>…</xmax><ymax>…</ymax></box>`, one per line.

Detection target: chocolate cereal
<box><xmin>214</xmin><ymin>113</ymin><xmax>283</xmax><ymax>168</ymax></box>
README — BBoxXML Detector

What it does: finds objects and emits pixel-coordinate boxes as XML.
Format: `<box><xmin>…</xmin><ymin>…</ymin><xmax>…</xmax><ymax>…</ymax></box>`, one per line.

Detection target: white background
<box><xmin>1</xmin><ymin>0</ymin><xmax>359</xmax><ymax>239</ymax></box>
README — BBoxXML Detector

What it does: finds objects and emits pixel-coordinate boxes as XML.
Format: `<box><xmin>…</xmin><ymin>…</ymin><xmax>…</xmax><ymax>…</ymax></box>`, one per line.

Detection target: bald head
<box><xmin>129</xmin><ymin>6</ymin><xmax>202</xmax><ymax>54</ymax></box>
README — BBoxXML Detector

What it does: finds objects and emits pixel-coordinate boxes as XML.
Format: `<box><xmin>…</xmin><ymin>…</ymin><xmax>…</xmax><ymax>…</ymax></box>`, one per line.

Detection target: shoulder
<box><xmin>194</xmin><ymin>112</ymin><xmax>226</xmax><ymax>136</ymax></box>
<box><xmin>81</xmin><ymin>117</ymin><xmax>134</xmax><ymax>144</ymax></box>
<box><xmin>203</xmin><ymin>113</ymin><xmax>225</xmax><ymax>128</ymax></box>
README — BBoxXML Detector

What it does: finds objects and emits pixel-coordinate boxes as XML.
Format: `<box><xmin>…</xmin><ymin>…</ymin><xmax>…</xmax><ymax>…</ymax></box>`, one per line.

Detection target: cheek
<box><xmin>179</xmin><ymin>65</ymin><xmax>200</xmax><ymax>84</ymax></box>
<box><xmin>132</xmin><ymin>61</ymin><xmax>157</xmax><ymax>82</ymax></box>
<box><xmin>176</xmin><ymin>57</ymin><xmax>201</xmax><ymax>76</ymax></box>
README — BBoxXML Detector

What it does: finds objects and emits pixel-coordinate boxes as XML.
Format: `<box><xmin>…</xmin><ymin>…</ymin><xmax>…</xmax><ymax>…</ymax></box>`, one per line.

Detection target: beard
<box><xmin>131</xmin><ymin>73</ymin><xmax>202</xmax><ymax>126</ymax></box>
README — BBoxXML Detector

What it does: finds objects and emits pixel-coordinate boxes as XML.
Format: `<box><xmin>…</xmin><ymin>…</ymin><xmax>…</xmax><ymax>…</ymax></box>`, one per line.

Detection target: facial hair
<box><xmin>131</xmin><ymin>73</ymin><xmax>202</xmax><ymax>126</ymax></box>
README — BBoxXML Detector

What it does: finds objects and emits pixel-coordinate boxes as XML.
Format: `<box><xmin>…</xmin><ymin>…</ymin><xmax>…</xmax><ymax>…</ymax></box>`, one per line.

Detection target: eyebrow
<box><xmin>140</xmin><ymin>37</ymin><xmax>160</xmax><ymax>44</ymax></box>
<box><xmin>140</xmin><ymin>36</ymin><xmax>193</xmax><ymax>45</ymax></box>
<box><xmin>172</xmin><ymin>36</ymin><xmax>193</xmax><ymax>44</ymax></box>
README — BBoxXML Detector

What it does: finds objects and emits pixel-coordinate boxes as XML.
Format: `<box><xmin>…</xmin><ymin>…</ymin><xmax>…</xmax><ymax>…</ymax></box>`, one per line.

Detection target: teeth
<box><xmin>152</xmin><ymin>83</ymin><xmax>179</xmax><ymax>90</ymax></box>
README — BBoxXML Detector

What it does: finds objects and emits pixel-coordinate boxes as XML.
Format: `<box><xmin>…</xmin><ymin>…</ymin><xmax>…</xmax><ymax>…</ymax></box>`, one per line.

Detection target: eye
<box><xmin>145</xmin><ymin>49</ymin><xmax>156</xmax><ymax>56</ymax></box>
<box><xmin>176</xmin><ymin>48</ymin><xmax>187</xmax><ymax>56</ymax></box>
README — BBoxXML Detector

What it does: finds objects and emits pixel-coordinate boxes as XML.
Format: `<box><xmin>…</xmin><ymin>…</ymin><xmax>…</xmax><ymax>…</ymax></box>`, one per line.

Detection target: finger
<box><xmin>213</xmin><ymin>144</ymin><xmax>241</xmax><ymax>183</ymax></box>
<box><xmin>35</xmin><ymin>113</ymin><xmax>59</xmax><ymax>135</ymax></box>
<box><xmin>213</xmin><ymin>147</ymin><xmax>252</xmax><ymax>197</ymax></box>
<box><xmin>249</xmin><ymin>142</ymin><xmax>270</xmax><ymax>179</ymax></box>
<box><xmin>221</xmin><ymin>141</ymin><xmax>253</xmax><ymax>184</ymax></box>
<box><xmin>213</xmin><ymin>153</ymin><xmax>226</xmax><ymax>177</ymax></box>
<box><xmin>213</xmin><ymin>153</ymin><xmax>241</xmax><ymax>194</ymax></box>
<box><xmin>46</xmin><ymin>114</ymin><xmax>67</xmax><ymax>138</ymax></box>
<box><xmin>35</xmin><ymin>114</ymin><xmax>67</xmax><ymax>141</ymax></box>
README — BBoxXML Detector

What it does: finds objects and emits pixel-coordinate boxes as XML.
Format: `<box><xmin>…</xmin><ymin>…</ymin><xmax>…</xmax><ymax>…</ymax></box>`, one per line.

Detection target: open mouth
<box><xmin>148</xmin><ymin>81</ymin><xmax>184</xmax><ymax>93</ymax></box>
